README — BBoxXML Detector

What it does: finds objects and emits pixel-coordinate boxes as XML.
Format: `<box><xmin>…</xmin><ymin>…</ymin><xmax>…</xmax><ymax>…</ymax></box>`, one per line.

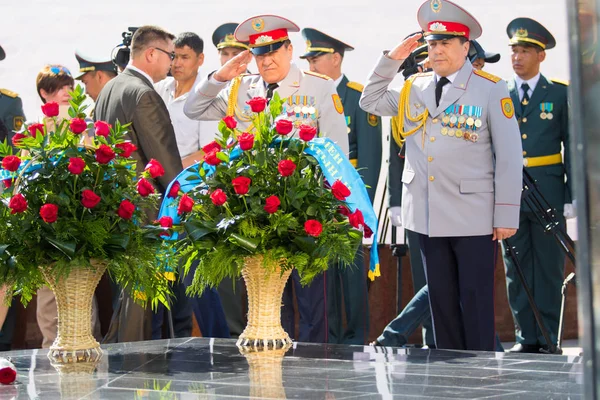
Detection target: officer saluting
<box><xmin>360</xmin><ymin>0</ymin><xmax>523</xmax><ymax>351</ymax></box>
<box><xmin>299</xmin><ymin>28</ymin><xmax>382</xmax><ymax>345</ymax></box>
<box><xmin>0</xmin><ymin>44</ymin><xmax>26</xmax><ymax>146</ymax></box>
<box><xmin>502</xmin><ymin>18</ymin><xmax>572</xmax><ymax>353</ymax></box>
<box><xmin>184</xmin><ymin>14</ymin><xmax>349</xmax><ymax>156</ymax></box>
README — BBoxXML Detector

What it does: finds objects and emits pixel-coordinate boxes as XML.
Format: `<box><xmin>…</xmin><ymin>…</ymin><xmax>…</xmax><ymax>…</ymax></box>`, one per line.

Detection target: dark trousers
<box><xmin>502</xmin><ymin>212</ymin><xmax>566</xmax><ymax>345</ymax></box>
<box><xmin>326</xmin><ymin>249</ymin><xmax>369</xmax><ymax>345</ymax></box>
<box><xmin>151</xmin><ymin>280</ymin><xmax>193</xmax><ymax>339</ymax></box>
<box><xmin>418</xmin><ymin>233</ymin><xmax>496</xmax><ymax>351</ymax></box>
<box><xmin>216</xmin><ymin>277</ymin><xmax>246</xmax><ymax>338</ymax></box>
<box><xmin>281</xmin><ymin>270</ymin><xmax>326</xmax><ymax>343</ymax></box>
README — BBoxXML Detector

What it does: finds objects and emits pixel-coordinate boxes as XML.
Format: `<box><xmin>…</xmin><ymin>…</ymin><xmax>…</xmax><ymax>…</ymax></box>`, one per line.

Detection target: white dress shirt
<box><xmin>514</xmin><ymin>73</ymin><xmax>541</xmax><ymax>101</ymax></box>
<box><xmin>435</xmin><ymin>70</ymin><xmax>460</xmax><ymax>100</ymax></box>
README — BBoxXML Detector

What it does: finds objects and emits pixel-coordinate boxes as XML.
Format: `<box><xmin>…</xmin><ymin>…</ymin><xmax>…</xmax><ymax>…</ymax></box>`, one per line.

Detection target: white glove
<box><xmin>389</xmin><ymin>206</ymin><xmax>402</xmax><ymax>227</ymax></box>
<box><xmin>563</xmin><ymin>200</ymin><xmax>577</xmax><ymax>219</ymax></box>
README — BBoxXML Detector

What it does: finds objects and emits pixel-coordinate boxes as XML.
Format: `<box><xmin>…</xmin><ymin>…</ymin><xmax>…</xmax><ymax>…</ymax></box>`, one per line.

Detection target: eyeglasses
<box><xmin>152</xmin><ymin>47</ymin><xmax>176</xmax><ymax>61</ymax></box>
<box><xmin>49</xmin><ymin>65</ymin><xmax>72</xmax><ymax>76</ymax></box>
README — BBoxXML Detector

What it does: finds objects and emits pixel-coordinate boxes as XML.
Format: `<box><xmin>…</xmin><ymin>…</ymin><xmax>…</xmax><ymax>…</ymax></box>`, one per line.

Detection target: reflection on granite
<box><xmin>0</xmin><ymin>338</ymin><xmax>583</xmax><ymax>399</ymax></box>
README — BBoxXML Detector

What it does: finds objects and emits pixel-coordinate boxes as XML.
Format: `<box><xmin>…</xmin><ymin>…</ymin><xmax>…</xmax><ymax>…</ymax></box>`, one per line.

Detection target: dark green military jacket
<box><xmin>0</xmin><ymin>88</ymin><xmax>25</xmax><ymax>143</ymax></box>
<box><xmin>337</xmin><ymin>75</ymin><xmax>382</xmax><ymax>202</ymax></box>
<box><xmin>509</xmin><ymin>75</ymin><xmax>571</xmax><ymax>211</ymax></box>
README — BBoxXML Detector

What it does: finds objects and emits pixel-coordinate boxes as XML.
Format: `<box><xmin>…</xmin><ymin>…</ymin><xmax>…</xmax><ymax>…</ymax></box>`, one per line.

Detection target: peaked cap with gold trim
<box><xmin>74</xmin><ymin>50</ymin><xmax>117</xmax><ymax>80</ymax></box>
<box><xmin>235</xmin><ymin>14</ymin><xmax>299</xmax><ymax>56</ymax></box>
<box><xmin>507</xmin><ymin>17</ymin><xmax>555</xmax><ymax>50</ymax></box>
<box><xmin>299</xmin><ymin>28</ymin><xmax>354</xmax><ymax>59</ymax></box>
<box><xmin>212</xmin><ymin>23</ymin><xmax>250</xmax><ymax>50</ymax></box>
<box><xmin>417</xmin><ymin>0</ymin><xmax>482</xmax><ymax>41</ymax></box>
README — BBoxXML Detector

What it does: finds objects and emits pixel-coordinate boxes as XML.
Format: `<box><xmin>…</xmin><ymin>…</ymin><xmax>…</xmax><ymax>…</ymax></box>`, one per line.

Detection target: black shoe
<box><xmin>506</xmin><ymin>343</ymin><xmax>540</xmax><ymax>353</ymax></box>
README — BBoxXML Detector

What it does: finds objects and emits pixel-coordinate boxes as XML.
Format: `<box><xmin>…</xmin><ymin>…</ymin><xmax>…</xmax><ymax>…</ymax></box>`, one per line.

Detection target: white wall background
<box><xmin>0</xmin><ymin>0</ymin><xmax>572</xmax><ymax>242</ymax></box>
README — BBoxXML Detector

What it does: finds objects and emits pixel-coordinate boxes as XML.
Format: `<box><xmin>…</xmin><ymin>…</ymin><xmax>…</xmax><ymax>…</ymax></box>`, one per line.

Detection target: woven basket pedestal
<box><xmin>237</xmin><ymin>255</ymin><xmax>292</xmax><ymax>349</ymax></box>
<box><xmin>240</xmin><ymin>344</ymin><xmax>291</xmax><ymax>399</ymax></box>
<box><xmin>41</xmin><ymin>261</ymin><xmax>107</xmax><ymax>364</ymax></box>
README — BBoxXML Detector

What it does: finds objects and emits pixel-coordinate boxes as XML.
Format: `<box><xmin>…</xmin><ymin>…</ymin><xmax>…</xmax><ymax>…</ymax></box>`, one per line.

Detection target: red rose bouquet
<box><xmin>170</xmin><ymin>93</ymin><xmax>362</xmax><ymax>292</ymax></box>
<box><xmin>0</xmin><ymin>86</ymin><xmax>170</xmax><ymax>306</ymax></box>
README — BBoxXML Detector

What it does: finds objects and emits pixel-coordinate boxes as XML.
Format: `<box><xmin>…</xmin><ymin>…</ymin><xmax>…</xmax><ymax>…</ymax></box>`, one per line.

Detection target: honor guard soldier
<box><xmin>360</xmin><ymin>0</ymin><xmax>523</xmax><ymax>351</ymax></box>
<box><xmin>184</xmin><ymin>15</ymin><xmax>349</xmax><ymax>343</ymax></box>
<box><xmin>503</xmin><ymin>18</ymin><xmax>572</xmax><ymax>353</ymax></box>
<box><xmin>0</xmin><ymin>44</ymin><xmax>26</xmax><ymax>146</ymax></box>
<box><xmin>299</xmin><ymin>27</ymin><xmax>381</xmax><ymax>344</ymax></box>
<box><xmin>75</xmin><ymin>50</ymin><xmax>117</xmax><ymax>102</ymax></box>
<box><xmin>213</xmin><ymin>23</ymin><xmax>251</xmax><ymax>65</ymax></box>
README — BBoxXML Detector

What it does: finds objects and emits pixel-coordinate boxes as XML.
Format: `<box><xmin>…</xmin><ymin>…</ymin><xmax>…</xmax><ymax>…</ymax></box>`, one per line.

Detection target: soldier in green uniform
<box><xmin>0</xmin><ymin>44</ymin><xmax>26</xmax><ymax>146</ymax></box>
<box><xmin>300</xmin><ymin>28</ymin><xmax>382</xmax><ymax>344</ymax></box>
<box><xmin>503</xmin><ymin>18</ymin><xmax>572</xmax><ymax>353</ymax></box>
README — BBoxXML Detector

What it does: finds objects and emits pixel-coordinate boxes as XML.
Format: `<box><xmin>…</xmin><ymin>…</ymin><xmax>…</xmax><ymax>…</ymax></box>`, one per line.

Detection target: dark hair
<box><xmin>458</xmin><ymin>37</ymin><xmax>469</xmax><ymax>45</ymax></box>
<box><xmin>88</xmin><ymin>70</ymin><xmax>118</xmax><ymax>80</ymax></box>
<box><xmin>174</xmin><ymin>32</ymin><xmax>204</xmax><ymax>54</ymax></box>
<box><xmin>131</xmin><ymin>25</ymin><xmax>176</xmax><ymax>58</ymax></box>
<box><xmin>36</xmin><ymin>64</ymin><xmax>74</xmax><ymax>103</ymax></box>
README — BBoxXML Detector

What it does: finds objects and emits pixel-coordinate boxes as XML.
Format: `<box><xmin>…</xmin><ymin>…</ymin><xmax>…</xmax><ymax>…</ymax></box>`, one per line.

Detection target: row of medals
<box><xmin>282</xmin><ymin>101</ymin><xmax>318</xmax><ymax>128</ymax></box>
<box><xmin>439</xmin><ymin>113</ymin><xmax>482</xmax><ymax>142</ymax></box>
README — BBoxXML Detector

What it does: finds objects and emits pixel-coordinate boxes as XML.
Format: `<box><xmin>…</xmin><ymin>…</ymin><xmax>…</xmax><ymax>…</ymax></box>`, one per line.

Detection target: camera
<box><xmin>112</xmin><ymin>27</ymin><xmax>138</xmax><ymax>71</ymax></box>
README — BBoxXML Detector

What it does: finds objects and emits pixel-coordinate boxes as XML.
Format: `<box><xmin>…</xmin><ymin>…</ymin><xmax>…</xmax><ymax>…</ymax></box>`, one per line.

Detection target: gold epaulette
<box><xmin>551</xmin><ymin>78</ymin><xmax>569</xmax><ymax>86</ymax></box>
<box><xmin>346</xmin><ymin>81</ymin><xmax>364</xmax><ymax>92</ymax></box>
<box><xmin>304</xmin><ymin>70</ymin><xmax>331</xmax><ymax>80</ymax></box>
<box><xmin>473</xmin><ymin>69</ymin><xmax>501</xmax><ymax>83</ymax></box>
<box><xmin>0</xmin><ymin>89</ymin><xmax>18</xmax><ymax>98</ymax></box>
<box><xmin>412</xmin><ymin>71</ymin><xmax>433</xmax><ymax>80</ymax></box>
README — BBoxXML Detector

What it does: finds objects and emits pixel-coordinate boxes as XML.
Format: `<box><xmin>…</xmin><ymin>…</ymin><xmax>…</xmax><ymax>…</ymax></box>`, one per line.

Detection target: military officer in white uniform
<box><xmin>360</xmin><ymin>0</ymin><xmax>523</xmax><ymax>351</ymax></box>
<box><xmin>183</xmin><ymin>14</ymin><xmax>349</xmax><ymax>156</ymax></box>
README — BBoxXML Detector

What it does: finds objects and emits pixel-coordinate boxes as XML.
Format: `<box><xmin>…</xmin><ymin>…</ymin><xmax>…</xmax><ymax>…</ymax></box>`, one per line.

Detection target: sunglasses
<box><xmin>153</xmin><ymin>47</ymin><xmax>175</xmax><ymax>61</ymax></box>
<box><xmin>49</xmin><ymin>65</ymin><xmax>72</xmax><ymax>76</ymax></box>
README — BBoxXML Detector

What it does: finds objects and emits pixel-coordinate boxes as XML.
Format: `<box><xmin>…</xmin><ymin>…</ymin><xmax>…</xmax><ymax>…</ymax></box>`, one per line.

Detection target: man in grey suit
<box><xmin>95</xmin><ymin>25</ymin><xmax>183</xmax><ymax>343</ymax></box>
<box><xmin>360</xmin><ymin>0</ymin><xmax>523</xmax><ymax>351</ymax></box>
<box><xmin>184</xmin><ymin>14</ymin><xmax>349</xmax><ymax>344</ymax></box>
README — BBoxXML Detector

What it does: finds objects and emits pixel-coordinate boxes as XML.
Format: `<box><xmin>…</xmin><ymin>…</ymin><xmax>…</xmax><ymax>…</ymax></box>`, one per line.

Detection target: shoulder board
<box><xmin>346</xmin><ymin>81</ymin><xmax>364</xmax><ymax>92</ymax></box>
<box><xmin>473</xmin><ymin>69</ymin><xmax>501</xmax><ymax>83</ymax></box>
<box><xmin>304</xmin><ymin>70</ymin><xmax>331</xmax><ymax>80</ymax></box>
<box><xmin>551</xmin><ymin>78</ymin><xmax>569</xmax><ymax>86</ymax></box>
<box><xmin>0</xmin><ymin>89</ymin><xmax>18</xmax><ymax>98</ymax></box>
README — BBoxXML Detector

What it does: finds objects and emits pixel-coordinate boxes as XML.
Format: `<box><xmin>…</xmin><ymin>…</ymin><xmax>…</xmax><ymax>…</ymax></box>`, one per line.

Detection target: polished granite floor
<box><xmin>0</xmin><ymin>337</ymin><xmax>584</xmax><ymax>399</ymax></box>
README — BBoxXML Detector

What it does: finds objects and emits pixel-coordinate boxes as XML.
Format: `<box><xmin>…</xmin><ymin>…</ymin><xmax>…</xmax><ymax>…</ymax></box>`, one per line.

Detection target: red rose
<box><xmin>41</xmin><ymin>102</ymin><xmax>59</xmax><ymax>117</ymax></box>
<box><xmin>3</xmin><ymin>179</ymin><xmax>12</xmax><ymax>189</ymax></box>
<box><xmin>349</xmin><ymin>209</ymin><xmax>365</xmax><ymax>229</ymax></box>
<box><xmin>11</xmin><ymin>133</ymin><xmax>26</xmax><ymax>147</ymax></box>
<box><xmin>299</xmin><ymin>125</ymin><xmax>317</xmax><ymax>141</ymax></box>
<box><xmin>27</xmin><ymin>123</ymin><xmax>44</xmax><ymax>138</ymax></box>
<box><xmin>145</xmin><ymin>159</ymin><xmax>165</xmax><ymax>179</ymax></box>
<box><xmin>69</xmin><ymin>118</ymin><xmax>87</xmax><ymax>134</ymax></box>
<box><xmin>222</xmin><ymin>116</ymin><xmax>237</xmax><ymax>129</ymax></box>
<box><xmin>39</xmin><ymin>203</ymin><xmax>58</xmax><ymax>223</ymax></box>
<box><xmin>264</xmin><ymin>195</ymin><xmax>280</xmax><ymax>214</ymax></box>
<box><xmin>94</xmin><ymin>121</ymin><xmax>111</xmax><ymax>137</ymax></box>
<box><xmin>238</xmin><ymin>133</ymin><xmax>254</xmax><ymax>151</ymax></box>
<box><xmin>8</xmin><ymin>194</ymin><xmax>27</xmax><ymax>214</ymax></box>
<box><xmin>304</xmin><ymin>220</ymin><xmax>323</xmax><ymax>237</ymax></box>
<box><xmin>157</xmin><ymin>216</ymin><xmax>173</xmax><ymax>228</ymax></box>
<box><xmin>278</xmin><ymin>159</ymin><xmax>296</xmax><ymax>177</ymax></box>
<box><xmin>168</xmin><ymin>181</ymin><xmax>181</xmax><ymax>199</ymax></box>
<box><xmin>338</xmin><ymin>205</ymin><xmax>351</xmax><ymax>217</ymax></box>
<box><xmin>177</xmin><ymin>194</ymin><xmax>194</xmax><ymax>215</ymax></box>
<box><xmin>246</xmin><ymin>97</ymin><xmax>267</xmax><ymax>113</ymax></box>
<box><xmin>204</xmin><ymin>150</ymin><xmax>222</xmax><ymax>166</ymax></box>
<box><xmin>210</xmin><ymin>189</ymin><xmax>227</xmax><ymax>206</ymax></box>
<box><xmin>115</xmin><ymin>142</ymin><xmax>137</xmax><ymax>158</ymax></box>
<box><xmin>232</xmin><ymin>176</ymin><xmax>251</xmax><ymax>195</ymax></box>
<box><xmin>2</xmin><ymin>155</ymin><xmax>21</xmax><ymax>172</ymax></box>
<box><xmin>275</xmin><ymin>119</ymin><xmax>293</xmax><ymax>135</ymax></box>
<box><xmin>137</xmin><ymin>178</ymin><xmax>155</xmax><ymax>197</ymax></box>
<box><xmin>95</xmin><ymin>144</ymin><xmax>116</xmax><ymax>164</ymax></box>
<box><xmin>117</xmin><ymin>199</ymin><xmax>135</xmax><ymax>219</ymax></box>
<box><xmin>81</xmin><ymin>189</ymin><xmax>101</xmax><ymax>208</ymax></box>
<box><xmin>202</xmin><ymin>141</ymin><xmax>222</xmax><ymax>154</ymax></box>
<box><xmin>364</xmin><ymin>224</ymin><xmax>373</xmax><ymax>239</ymax></box>
<box><xmin>0</xmin><ymin>364</ymin><xmax>16</xmax><ymax>385</ymax></box>
<box><xmin>68</xmin><ymin>157</ymin><xmax>85</xmax><ymax>175</ymax></box>
<box><xmin>331</xmin><ymin>180</ymin><xmax>351</xmax><ymax>201</ymax></box>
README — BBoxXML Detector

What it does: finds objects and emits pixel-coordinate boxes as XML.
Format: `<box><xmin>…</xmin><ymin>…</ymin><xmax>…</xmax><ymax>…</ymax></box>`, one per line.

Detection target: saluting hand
<box><xmin>213</xmin><ymin>50</ymin><xmax>254</xmax><ymax>82</ymax></box>
<box><xmin>493</xmin><ymin>228</ymin><xmax>517</xmax><ymax>241</ymax></box>
<box><xmin>388</xmin><ymin>33</ymin><xmax>424</xmax><ymax>61</ymax></box>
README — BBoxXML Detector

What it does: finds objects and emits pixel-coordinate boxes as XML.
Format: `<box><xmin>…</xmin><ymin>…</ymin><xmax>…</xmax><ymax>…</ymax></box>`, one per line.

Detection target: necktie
<box><xmin>435</xmin><ymin>77</ymin><xmax>450</xmax><ymax>107</ymax></box>
<box><xmin>266</xmin><ymin>83</ymin><xmax>279</xmax><ymax>103</ymax></box>
<box><xmin>521</xmin><ymin>83</ymin><xmax>530</xmax><ymax>105</ymax></box>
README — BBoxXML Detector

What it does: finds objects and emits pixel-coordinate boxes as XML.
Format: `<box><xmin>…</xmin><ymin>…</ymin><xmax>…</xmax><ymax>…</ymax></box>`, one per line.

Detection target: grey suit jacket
<box><xmin>94</xmin><ymin>69</ymin><xmax>182</xmax><ymax>194</ymax></box>
<box><xmin>183</xmin><ymin>62</ymin><xmax>349</xmax><ymax>155</ymax></box>
<box><xmin>360</xmin><ymin>55</ymin><xmax>523</xmax><ymax>237</ymax></box>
